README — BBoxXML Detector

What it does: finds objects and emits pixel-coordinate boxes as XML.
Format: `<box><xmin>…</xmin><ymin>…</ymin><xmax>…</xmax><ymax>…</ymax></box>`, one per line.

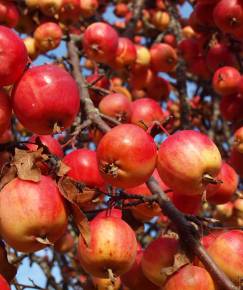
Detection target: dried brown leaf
<box><xmin>58</xmin><ymin>177</ymin><xmax>91</xmax><ymax>246</ymax></box>
<box><xmin>13</xmin><ymin>148</ymin><xmax>45</xmax><ymax>182</ymax></box>
<box><xmin>161</xmin><ymin>252</ymin><xmax>190</xmax><ymax>278</ymax></box>
<box><xmin>56</xmin><ymin>160</ymin><xmax>71</xmax><ymax>177</ymax></box>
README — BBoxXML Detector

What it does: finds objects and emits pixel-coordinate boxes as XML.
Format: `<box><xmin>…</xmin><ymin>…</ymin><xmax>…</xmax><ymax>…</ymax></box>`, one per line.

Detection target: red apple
<box><xmin>233</xmin><ymin>126</ymin><xmax>243</xmax><ymax>153</ymax></box>
<box><xmin>0</xmin><ymin>0</ymin><xmax>19</xmax><ymax>28</ymax></box>
<box><xmin>12</xmin><ymin>64</ymin><xmax>80</xmax><ymax>135</ymax></box>
<box><xmin>212</xmin><ymin>66</ymin><xmax>241</xmax><ymax>96</ymax></box>
<box><xmin>207</xmin><ymin>230</ymin><xmax>243</xmax><ymax>283</ymax></box>
<box><xmin>78</xmin><ymin>214</ymin><xmax>137</xmax><ymax>278</ymax></box>
<box><xmin>130</xmin><ymin>98</ymin><xmax>165</xmax><ymax>129</ymax></box>
<box><xmin>34</xmin><ymin>22</ymin><xmax>63</xmax><ymax>52</ymax></box>
<box><xmin>206</xmin><ymin>162</ymin><xmax>239</xmax><ymax>204</ymax></box>
<box><xmin>0</xmin><ymin>176</ymin><xmax>68</xmax><ymax>252</ymax></box>
<box><xmin>39</xmin><ymin>0</ymin><xmax>62</xmax><ymax>16</ymax></box>
<box><xmin>0</xmin><ymin>26</ymin><xmax>28</xmax><ymax>86</ymax></box>
<box><xmin>98</xmin><ymin>93</ymin><xmax>131</xmax><ymax>123</ymax></box>
<box><xmin>206</xmin><ymin>42</ymin><xmax>237</xmax><ymax>71</ymax></box>
<box><xmin>112</xmin><ymin>37</ymin><xmax>137</xmax><ymax>70</ymax></box>
<box><xmin>83</xmin><ymin>22</ymin><xmax>119</xmax><ymax>64</ymax></box>
<box><xmin>150</xmin><ymin>43</ymin><xmax>178</xmax><ymax>73</ymax></box>
<box><xmin>157</xmin><ymin>130</ymin><xmax>222</xmax><ymax>196</ymax></box>
<box><xmin>80</xmin><ymin>0</ymin><xmax>98</xmax><ymax>18</ymax></box>
<box><xmin>121</xmin><ymin>249</ymin><xmax>160</xmax><ymax>290</ymax></box>
<box><xmin>163</xmin><ymin>264</ymin><xmax>216</xmax><ymax>290</ymax></box>
<box><xmin>220</xmin><ymin>93</ymin><xmax>243</xmax><ymax>121</ymax></box>
<box><xmin>63</xmin><ymin>148</ymin><xmax>105</xmax><ymax>188</ymax></box>
<box><xmin>59</xmin><ymin>0</ymin><xmax>81</xmax><ymax>23</ymax></box>
<box><xmin>141</xmin><ymin>235</ymin><xmax>179</xmax><ymax>286</ymax></box>
<box><xmin>97</xmin><ymin>124</ymin><xmax>157</xmax><ymax>188</ymax></box>
<box><xmin>213</xmin><ymin>0</ymin><xmax>243</xmax><ymax>37</ymax></box>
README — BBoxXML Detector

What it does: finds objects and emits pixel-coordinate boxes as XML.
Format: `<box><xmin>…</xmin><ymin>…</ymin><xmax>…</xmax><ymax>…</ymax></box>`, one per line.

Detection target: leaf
<box><xmin>56</xmin><ymin>161</ymin><xmax>71</xmax><ymax>177</ymax></box>
<box><xmin>161</xmin><ymin>252</ymin><xmax>190</xmax><ymax>279</ymax></box>
<box><xmin>0</xmin><ymin>165</ymin><xmax>17</xmax><ymax>191</ymax></box>
<box><xmin>58</xmin><ymin>177</ymin><xmax>91</xmax><ymax>246</ymax></box>
<box><xmin>13</xmin><ymin>148</ymin><xmax>46</xmax><ymax>182</ymax></box>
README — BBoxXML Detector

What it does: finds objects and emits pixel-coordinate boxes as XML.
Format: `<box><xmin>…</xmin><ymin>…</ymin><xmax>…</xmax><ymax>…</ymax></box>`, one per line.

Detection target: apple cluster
<box><xmin>0</xmin><ymin>0</ymin><xmax>241</xmax><ymax>290</ymax></box>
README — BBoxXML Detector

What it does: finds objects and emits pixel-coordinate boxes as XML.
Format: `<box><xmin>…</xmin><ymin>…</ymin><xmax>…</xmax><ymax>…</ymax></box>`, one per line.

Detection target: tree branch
<box><xmin>123</xmin><ymin>0</ymin><xmax>145</xmax><ymax>38</ymax></box>
<box><xmin>67</xmin><ymin>36</ymin><xmax>110</xmax><ymax>133</ymax></box>
<box><xmin>146</xmin><ymin>177</ymin><xmax>238</xmax><ymax>290</ymax></box>
<box><xmin>165</xmin><ymin>0</ymin><xmax>191</xmax><ymax>129</ymax></box>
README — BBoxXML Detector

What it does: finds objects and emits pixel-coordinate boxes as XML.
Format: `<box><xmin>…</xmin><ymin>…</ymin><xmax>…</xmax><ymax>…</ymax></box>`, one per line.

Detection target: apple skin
<box><xmin>28</xmin><ymin>135</ymin><xmax>63</xmax><ymax>158</ymax></box>
<box><xmin>157</xmin><ymin>130</ymin><xmax>222</xmax><ymax>196</ymax></box>
<box><xmin>220</xmin><ymin>93</ymin><xmax>243</xmax><ymax>122</ymax></box>
<box><xmin>80</xmin><ymin>0</ymin><xmax>98</xmax><ymax>18</ymax></box>
<box><xmin>141</xmin><ymin>236</ymin><xmax>179</xmax><ymax>286</ymax></box>
<box><xmin>0</xmin><ymin>176</ymin><xmax>68</xmax><ymax>253</ymax></box>
<box><xmin>78</xmin><ymin>215</ymin><xmax>137</xmax><ymax>278</ymax></box>
<box><xmin>83</xmin><ymin>22</ymin><xmax>119</xmax><ymax>65</ymax></box>
<box><xmin>0</xmin><ymin>89</ymin><xmax>11</xmax><ymax>136</ymax></box>
<box><xmin>95</xmin><ymin>209</ymin><xmax>122</xmax><ymax>219</ymax></box>
<box><xmin>91</xmin><ymin>276</ymin><xmax>121</xmax><ymax>290</ymax></box>
<box><xmin>23</xmin><ymin>37</ymin><xmax>39</xmax><ymax>60</ymax></box>
<box><xmin>12</xmin><ymin>64</ymin><xmax>80</xmax><ymax>135</ymax></box>
<box><xmin>229</xmin><ymin>148</ymin><xmax>243</xmax><ymax>178</ymax></box>
<box><xmin>163</xmin><ymin>265</ymin><xmax>216</xmax><ymax>290</ymax></box>
<box><xmin>206</xmin><ymin>162</ymin><xmax>239</xmax><ymax>204</ymax></box>
<box><xmin>98</xmin><ymin>93</ymin><xmax>132</xmax><ymax>123</ymax></box>
<box><xmin>206</xmin><ymin>230</ymin><xmax>243</xmax><ymax>283</ymax></box>
<box><xmin>133</xmin><ymin>45</ymin><xmax>151</xmax><ymax>69</ymax></box>
<box><xmin>112</xmin><ymin>37</ymin><xmax>137</xmax><ymax>70</ymax></box>
<box><xmin>0</xmin><ymin>25</ymin><xmax>28</xmax><ymax>86</ymax></box>
<box><xmin>126</xmin><ymin>170</ymin><xmax>170</xmax><ymax>222</ymax></box>
<box><xmin>97</xmin><ymin>124</ymin><xmax>157</xmax><ymax>188</ymax></box>
<box><xmin>54</xmin><ymin>231</ymin><xmax>74</xmax><ymax>253</ymax></box>
<box><xmin>172</xmin><ymin>193</ymin><xmax>202</xmax><ymax>214</ymax></box>
<box><xmin>34</xmin><ymin>22</ymin><xmax>63</xmax><ymax>52</ymax></box>
<box><xmin>0</xmin><ymin>1</ymin><xmax>19</xmax><ymax>28</ymax></box>
<box><xmin>39</xmin><ymin>0</ymin><xmax>62</xmax><ymax>16</ymax></box>
<box><xmin>63</xmin><ymin>148</ymin><xmax>105</xmax><ymax>188</ymax></box>
<box><xmin>150</xmin><ymin>43</ymin><xmax>178</xmax><ymax>73</ymax></box>
<box><xmin>130</xmin><ymin>98</ymin><xmax>165</xmax><ymax>129</ymax></box>
<box><xmin>59</xmin><ymin>0</ymin><xmax>81</xmax><ymax>23</ymax></box>
<box><xmin>233</xmin><ymin>126</ymin><xmax>243</xmax><ymax>153</ymax></box>
<box><xmin>0</xmin><ymin>274</ymin><xmax>10</xmax><ymax>290</ymax></box>
<box><xmin>212</xmin><ymin>66</ymin><xmax>241</xmax><ymax>96</ymax></box>
<box><xmin>121</xmin><ymin>249</ymin><xmax>160</xmax><ymax>290</ymax></box>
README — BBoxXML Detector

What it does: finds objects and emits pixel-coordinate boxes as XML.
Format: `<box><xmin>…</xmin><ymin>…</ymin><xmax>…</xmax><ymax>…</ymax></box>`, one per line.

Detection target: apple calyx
<box><xmin>100</xmin><ymin>162</ymin><xmax>119</xmax><ymax>178</ymax></box>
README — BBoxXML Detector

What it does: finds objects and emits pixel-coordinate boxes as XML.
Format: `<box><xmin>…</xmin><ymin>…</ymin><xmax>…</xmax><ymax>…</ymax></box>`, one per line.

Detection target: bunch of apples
<box><xmin>0</xmin><ymin>0</ymin><xmax>241</xmax><ymax>289</ymax></box>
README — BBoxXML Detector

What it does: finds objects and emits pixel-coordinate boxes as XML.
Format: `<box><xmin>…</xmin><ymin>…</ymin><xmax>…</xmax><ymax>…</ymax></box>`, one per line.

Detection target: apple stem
<box><xmin>35</xmin><ymin>236</ymin><xmax>54</xmax><ymax>246</ymax></box>
<box><xmin>107</xmin><ymin>268</ymin><xmax>115</xmax><ymax>285</ymax></box>
<box><xmin>202</xmin><ymin>173</ymin><xmax>222</xmax><ymax>185</ymax></box>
